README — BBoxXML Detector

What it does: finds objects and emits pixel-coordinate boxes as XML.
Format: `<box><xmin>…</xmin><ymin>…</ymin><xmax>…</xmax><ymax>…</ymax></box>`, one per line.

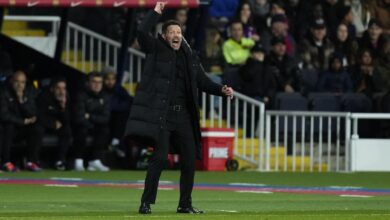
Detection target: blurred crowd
<box><xmin>0</xmin><ymin>68</ymin><xmax>133</xmax><ymax>172</ymax></box>
<box><xmin>142</xmin><ymin>0</ymin><xmax>390</xmax><ymax>111</ymax></box>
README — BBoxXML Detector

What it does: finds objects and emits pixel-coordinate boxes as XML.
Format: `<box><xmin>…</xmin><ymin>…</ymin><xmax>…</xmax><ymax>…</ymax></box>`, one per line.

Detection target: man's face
<box><xmin>175</xmin><ymin>9</ymin><xmax>188</xmax><ymax>25</ymax></box>
<box><xmin>272</xmin><ymin>22</ymin><xmax>287</xmax><ymax>37</ymax></box>
<box><xmin>162</xmin><ymin>25</ymin><xmax>182</xmax><ymax>50</ymax></box>
<box><xmin>53</xmin><ymin>82</ymin><xmax>67</xmax><ymax>100</ymax></box>
<box><xmin>337</xmin><ymin>24</ymin><xmax>348</xmax><ymax>42</ymax></box>
<box><xmin>361</xmin><ymin>51</ymin><xmax>372</xmax><ymax>65</ymax></box>
<box><xmin>331</xmin><ymin>59</ymin><xmax>342</xmax><ymax>71</ymax></box>
<box><xmin>368</xmin><ymin>25</ymin><xmax>383</xmax><ymax>41</ymax></box>
<box><xmin>104</xmin><ymin>74</ymin><xmax>116</xmax><ymax>89</ymax></box>
<box><xmin>272</xmin><ymin>43</ymin><xmax>287</xmax><ymax>57</ymax></box>
<box><xmin>12</xmin><ymin>72</ymin><xmax>26</xmax><ymax>93</ymax></box>
<box><xmin>312</xmin><ymin>27</ymin><xmax>327</xmax><ymax>41</ymax></box>
<box><xmin>231</xmin><ymin>23</ymin><xmax>243</xmax><ymax>42</ymax></box>
<box><xmin>88</xmin><ymin>76</ymin><xmax>103</xmax><ymax>93</ymax></box>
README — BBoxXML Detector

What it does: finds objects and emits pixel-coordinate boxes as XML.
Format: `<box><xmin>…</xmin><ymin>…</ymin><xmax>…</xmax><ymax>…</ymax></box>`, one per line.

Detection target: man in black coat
<box><xmin>0</xmin><ymin>71</ymin><xmax>42</xmax><ymax>172</ymax></box>
<box><xmin>37</xmin><ymin>77</ymin><xmax>72</xmax><ymax>170</ymax></box>
<box><xmin>73</xmin><ymin>72</ymin><xmax>110</xmax><ymax>172</ymax></box>
<box><xmin>125</xmin><ymin>2</ymin><xmax>233</xmax><ymax>215</ymax></box>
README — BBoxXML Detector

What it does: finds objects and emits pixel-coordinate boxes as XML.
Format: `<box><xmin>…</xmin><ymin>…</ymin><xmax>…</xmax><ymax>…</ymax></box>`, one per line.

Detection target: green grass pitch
<box><xmin>1</xmin><ymin>171</ymin><xmax>390</xmax><ymax>219</ymax></box>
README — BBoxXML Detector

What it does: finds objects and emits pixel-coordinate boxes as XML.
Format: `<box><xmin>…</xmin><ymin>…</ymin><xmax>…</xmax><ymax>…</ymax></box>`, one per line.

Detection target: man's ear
<box><xmin>161</xmin><ymin>33</ymin><xmax>166</xmax><ymax>40</ymax></box>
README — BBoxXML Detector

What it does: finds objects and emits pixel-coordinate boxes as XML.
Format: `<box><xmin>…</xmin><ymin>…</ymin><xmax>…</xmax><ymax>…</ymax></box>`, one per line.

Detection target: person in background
<box><xmin>102</xmin><ymin>67</ymin><xmax>133</xmax><ymax>158</ymax></box>
<box><xmin>266</xmin><ymin>36</ymin><xmax>299</xmax><ymax>93</ymax></box>
<box><xmin>0</xmin><ymin>71</ymin><xmax>42</xmax><ymax>172</ymax></box>
<box><xmin>351</xmin><ymin>49</ymin><xmax>376</xmax><ymax>96</ymax></box>
<box><xmin>359</xmin><ymin>19</ymin><xmax>387</xmax><ymax>58</ymax></box>
<box><xmin>318</xmin><ymin>53</ymin><xmax>353</xmax><ymax>94</ymax></box>
<box><xmin>299</xmin><ymin>18</ymin><xmax>335</xmax><ymax>71</ymax></box>
<box><xmin>223</xmin><ymin>20</ymin><xmax>255</xmax><ymax>66</ymax></box>
<box><xmin>367</xmin><ymin>0</ymin><xmax>390</xmax><ymax>36</ymax></box>
<box><xmin>73</xmin><ymin>72</ymin><xmax>110</xmax><ymax>172</ymax></box>
<box><xmin>234</xmin><ymin>0</ymin><xmax>260</xmax><ymax>41</ymax></box>
<box><xmin>333</xmin><ymin>23</ymin><xmax>359</xmax><ymax>68</ymax></box>
<box><xmin>36</xmin><ymin>77</ymin><xmax>72</xmax><ymax>171</ymax></box>
<box><xmin>239</xmin><ymin>43</ymin><xmax>275</xmax><ymax>107</ymax></box>
<box><xmin>262</xmin><ymin>14</ymin><xmax>296</xmax><ymax>56</ymax></box>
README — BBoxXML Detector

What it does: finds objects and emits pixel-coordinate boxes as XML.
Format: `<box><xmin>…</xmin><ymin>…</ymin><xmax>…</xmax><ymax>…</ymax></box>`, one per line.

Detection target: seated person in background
<box><xmin>37</xmin><ymin>77</ymin><xmax>72</xmax><ymax>171</ymax></box>
<box><xmin>222</xmin><ymin>20</ymin><xmax>255</xmax><ymax>66</ymax></box>
<box><xmin>299</xmin><ymin>18</ymin><xmax>335</xmax><ymax>72</ymax></box>
<box><xmin>359</xmin><ymin>19</ymin><xmax>387</xmax><ymax>59</ymax></box>
<box><xmin>0</xmin><ymin>71</ymin><xmax>42</xmax><ymax>172</ymax></box>
<box><xmin>262</xmin><ymin>14</ymin><xmax>296</xmax><ymax>56</ymax></box>
<box><xmin>239</xmin><ymin>43</ymin><xmax>275</xmax><ymax>108</ymax></box>
<box><xmin>234</xmin><ymin>1</ymin><xmax>260</xmax><ymax>41</ymax></box>
<box><xmin>318</xmin><ymin>53</ymin><xmax>353</xmax><ymax>94</ymax></box>
<box><xmin>351</xmin><ymin>49</ymin><xmax>375</xmax><ymax>95</ymax></box>
<box><xmin>73</xmin><ymin>72</ymin><xmax>110</xmax><ymax>171</ymax></box>
<box><xmin>266</xmin><ymin>36</ymin><xmax>299</xmax><ymax>93</ymax></box>
<box><xmin>102</xmin><ymin>67</ymin><xmax>133</xmax><ymax>158</ymax></box>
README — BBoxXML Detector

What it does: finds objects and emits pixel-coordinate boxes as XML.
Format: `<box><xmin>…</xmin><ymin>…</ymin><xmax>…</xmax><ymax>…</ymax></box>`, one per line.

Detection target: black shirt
<box><xmin>172</xmin><ymin>49</ymin><xmax>188</xmax><ymax>105</ymax></box>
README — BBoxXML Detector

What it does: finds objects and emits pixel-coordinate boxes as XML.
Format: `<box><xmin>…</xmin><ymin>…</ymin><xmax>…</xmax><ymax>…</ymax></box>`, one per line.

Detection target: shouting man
<box><xmin>125</xmin><ymin>1</ymin><xmax>234</xmax><ymax>215</ymax></box>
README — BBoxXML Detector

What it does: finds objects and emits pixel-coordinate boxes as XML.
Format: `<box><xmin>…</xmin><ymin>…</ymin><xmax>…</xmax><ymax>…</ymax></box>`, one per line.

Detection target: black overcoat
<box><xmin>125</xmin><ymin>10</ymin><xmax>224</xmax><ymax>159</ymax></box>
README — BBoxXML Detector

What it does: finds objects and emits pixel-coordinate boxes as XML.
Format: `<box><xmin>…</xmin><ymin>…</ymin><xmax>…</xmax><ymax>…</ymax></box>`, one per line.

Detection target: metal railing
<box><xmin>350</xmin><ymin>113</ymin><xmax>390</xmax><ymax>138</ymax></box>
<box><xmin>64</xmin><ymin>22</ymin><xmax>145</xmax><ymax>95</ymax></box>
<box><xmin>201</xmin><ymin>92</ymin><xmax>265</xmax><ymax>169</ymax></box>
<box><xmin>3</xmin><ymin>15</ymin><xmax>60</xmax><ymax>36</ymax></box>
<box><xmin>265</xmin><ymin>111</ymin><xmax>351</xmax><ymax>172</ymax></box>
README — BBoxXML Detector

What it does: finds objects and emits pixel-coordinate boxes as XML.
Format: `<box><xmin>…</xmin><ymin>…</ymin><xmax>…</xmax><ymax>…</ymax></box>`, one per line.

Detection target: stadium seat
<box><xmin>308</xmin><ymin>93</ymin><xmax>341</xmax><ymax>112</ymax></box>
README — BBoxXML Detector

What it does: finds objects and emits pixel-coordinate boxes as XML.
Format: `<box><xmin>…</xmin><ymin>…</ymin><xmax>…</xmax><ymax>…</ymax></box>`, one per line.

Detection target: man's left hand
<box><xmin>222</xmin><ymin>85</ymin><xmax>234</xmax><ymax>99</ymax></box>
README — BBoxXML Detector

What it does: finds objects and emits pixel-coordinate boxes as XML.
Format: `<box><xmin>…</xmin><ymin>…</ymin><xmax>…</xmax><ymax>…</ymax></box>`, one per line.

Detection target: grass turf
<box><xmin>1</xmin><ymin>171</ymin><xmax>390</xmax><ymax>219</ymax></box>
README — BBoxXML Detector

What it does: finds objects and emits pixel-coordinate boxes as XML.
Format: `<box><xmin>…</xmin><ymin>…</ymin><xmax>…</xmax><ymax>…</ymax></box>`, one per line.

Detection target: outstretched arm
<box><xmin>137</xmin><ymin>1</ymin><xmax>167</xmax><ymax>53</ymax></box>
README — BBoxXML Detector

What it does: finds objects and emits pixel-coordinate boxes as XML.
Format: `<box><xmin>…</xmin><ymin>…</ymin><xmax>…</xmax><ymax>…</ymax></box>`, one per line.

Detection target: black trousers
<box><xmin>0</xmin><ymin>123</ymin><xmax>42</xmax><ymax>164</ymax></box>
<box><xmin>73</xmin><ymin>124</ymin><xmax>109</xmax><ymax>160</ymax></box>
<box><xmin>36</xmin><ymin>123</ymin><xmax>72</xmax><ymax>162</ymax></box>
<box><xmin>141</xmin><ymin>109</ymin><xmax>197</xmax><ymax>207</ymax></box>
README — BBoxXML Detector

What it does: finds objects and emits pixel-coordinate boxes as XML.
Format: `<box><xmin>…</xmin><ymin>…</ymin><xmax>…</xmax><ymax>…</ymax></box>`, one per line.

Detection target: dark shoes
<box><xmin>138</xmin><ymin>203</ymin><xmax>151</xmax><ymax>214</ymax></box>
<box><xmin>138</xmin><ymin>203</ymin><xmax>204</xmax><ymax>214</ymax></box>
<box><xmin>177</xmin><ymin>206</ymin><xmax>204</xmax><ymax>214</ymax></box>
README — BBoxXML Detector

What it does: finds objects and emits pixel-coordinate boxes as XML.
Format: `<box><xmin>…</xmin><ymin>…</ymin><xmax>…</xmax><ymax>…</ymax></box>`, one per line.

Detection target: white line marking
<box><xmin>339</xmin><ymin>194</ymin><xmax>373</xmax><ymax>198</ymax></box>
<box><xmin>236</xmin><ymin>190</ymin><xmax>273</xmax><ymax>194</ymax></box>
<box><xmin>218</xmin><ymin>210</ymin><xmax>238</xmax><ymax>213</ymax></box>
<box><xmin>229</xmin><ymin>183</ymin><xmax>266</xmax><ymax>186</ymax></box>
<box><xmin>44</xmin><ymin>184</ymin><xmax>79</xmax><ymax>188</ymax></box>
<box><xmin>329</xmin><ymin>186</ymin><xmax>363</xmax><ymax>189</ymax></box>
<box><xmin>50</xmin><ymin>177</ymin><xmax>83</xmax><ymax>181</ymax></box>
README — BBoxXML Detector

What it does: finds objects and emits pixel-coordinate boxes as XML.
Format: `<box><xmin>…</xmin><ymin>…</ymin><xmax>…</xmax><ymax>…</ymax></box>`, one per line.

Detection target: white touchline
<box><xmin>50</xmin><ymin>177</ymin><xmax>83</xmax><ymax>181</ymax></box>
<box><xmin>236</xmin><ymin>190</ymin><xmax>273</xmax><ymax>194</ymax></box>
<box><xmin>45</xmin><ymin>184</ymin><xmax>79</xmax><ymax>188</ymax></box>
<box><xmin>339</xmin><ymin>194</ymin><xmax>373</xmax><ymax>198</ymax></box>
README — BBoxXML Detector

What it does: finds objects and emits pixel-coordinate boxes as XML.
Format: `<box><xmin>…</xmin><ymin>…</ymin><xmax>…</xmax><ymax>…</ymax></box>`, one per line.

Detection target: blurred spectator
<box><xmin>102</xmin><ymin>67</ymin><xmax>133</xmax><ymax>158</ymax></box>
<box><xmin>322</xmin><ymin>0</ymin><xmax>344</xmax><ymax>36</ymax></box>
<box><xmin>36</xmin><ymin>77</ymin><xmax>71</xmax><ymax>171</ymax></box>
<box><xmin>359</xmin><ymin>19</ymin><xmax>387</xmax><ymax>58</ymax></box>
<box><xmin>318</xmin><ymin>53</ymin><xmax>353</xmax><ymax>94</ymax></box>
<box><xmin>299</xmin><ymin>18</ymin><xmax>335</xmax><ymax>71</ymax></box>
<box><xmin>0</xmin><ymin>71</ymin><xmax>42</xmax><ymax>172</ymax></box>
<box><xmin>248</xmin><ymin>0</ymin><xmax>271</xmax><ymax>32</ymax></box>
<box><xmin>239</xmin><ymin>43</ymin><xmax>275</xmax><ymax>107</ymax></box>
<box><xmin>223</xmin><ymin>21</ymin><xmax>255</xmax><ymax>66</ymax></box>
<box><xmin>337</xmin><ymin>5</ymin><xmax>357</xmax><ymax>39</ymax></box>
<box><xmin>285</xmin><ymin>0</ymin><xmax>313</xmax><ymax>42</ymax></box>
<box><xmin>333</xmin><ymin>23</ymin><xmax>359</xmax><ymax>68</ymax></box>
<box><xmin>201</xmin><ymin>28</ymin><xmax>225</xmax><ymax>74</ymax></box>
<box><xmin>351</xmin><ymin>49</ymin><xmax>376</xmax><ymax>96</ymax></box>
<box><xmin>367</xmin><ymin>0</ymin><xmax>390</xmax><ymax>35</ymax></box>
<box><xmin>266</xmin><ymin>36</ymin><xmax>299</xmax><ymax>93</ymax></box>
<box><xmin>270</xmin><ymin>0</ymin><xmax>286</xmax><ymax>15</ymax></box>
<box><xmin>73</xmin><ymin>72</ymin><xmax>110</xmax><ymax>172</ymax></box>
<box><xmin>347</xmin><ymin>0</ymin><xmax>371</xmax><ymax>37</ymax></box>
<box><xmin>262</xmin><ymin>14</ymin><xmax>296</xmax><ymax>56</ymax></box>
<box><xmin>375</xmin><ymin>39</ymin><xmax>390</xmax><ymax>92</ymax></box>
<box><xmin>234</xmin><ymin>1</ymin><xmax>260</xmax><ymax>41</ymax></box>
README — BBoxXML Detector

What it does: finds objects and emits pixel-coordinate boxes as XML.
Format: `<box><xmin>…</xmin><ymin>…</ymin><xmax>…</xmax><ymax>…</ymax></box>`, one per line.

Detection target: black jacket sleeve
<box><xmin>195</xmin><ymin>59</ymin><xmax>224</xmax><ymax>96</ymax></box>
<box><xmin>0</xmin><ymin>93</ymin><xmax>24</xmax><ymax>125</ymax></box>
<box><xmin>137</xmin><ymin>10</ymin><xmax>161</xmax><ymax>53</ymax></box>
<box><xmin>37</xmin><ymin>93</ymin><xmax>57</xmax><ymax>129</ymax></box>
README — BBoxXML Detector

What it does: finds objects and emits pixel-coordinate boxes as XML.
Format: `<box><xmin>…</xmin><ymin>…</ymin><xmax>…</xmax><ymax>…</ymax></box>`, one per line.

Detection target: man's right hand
<box><xmin>154</xmin><ymin>1</ymin><xmax>167</xmax><ymax>14</ymax></box>
<box><xmin>55</xmin><ymin>120</ymin><xmax>63</xmax><ymax>130</ymax></box>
